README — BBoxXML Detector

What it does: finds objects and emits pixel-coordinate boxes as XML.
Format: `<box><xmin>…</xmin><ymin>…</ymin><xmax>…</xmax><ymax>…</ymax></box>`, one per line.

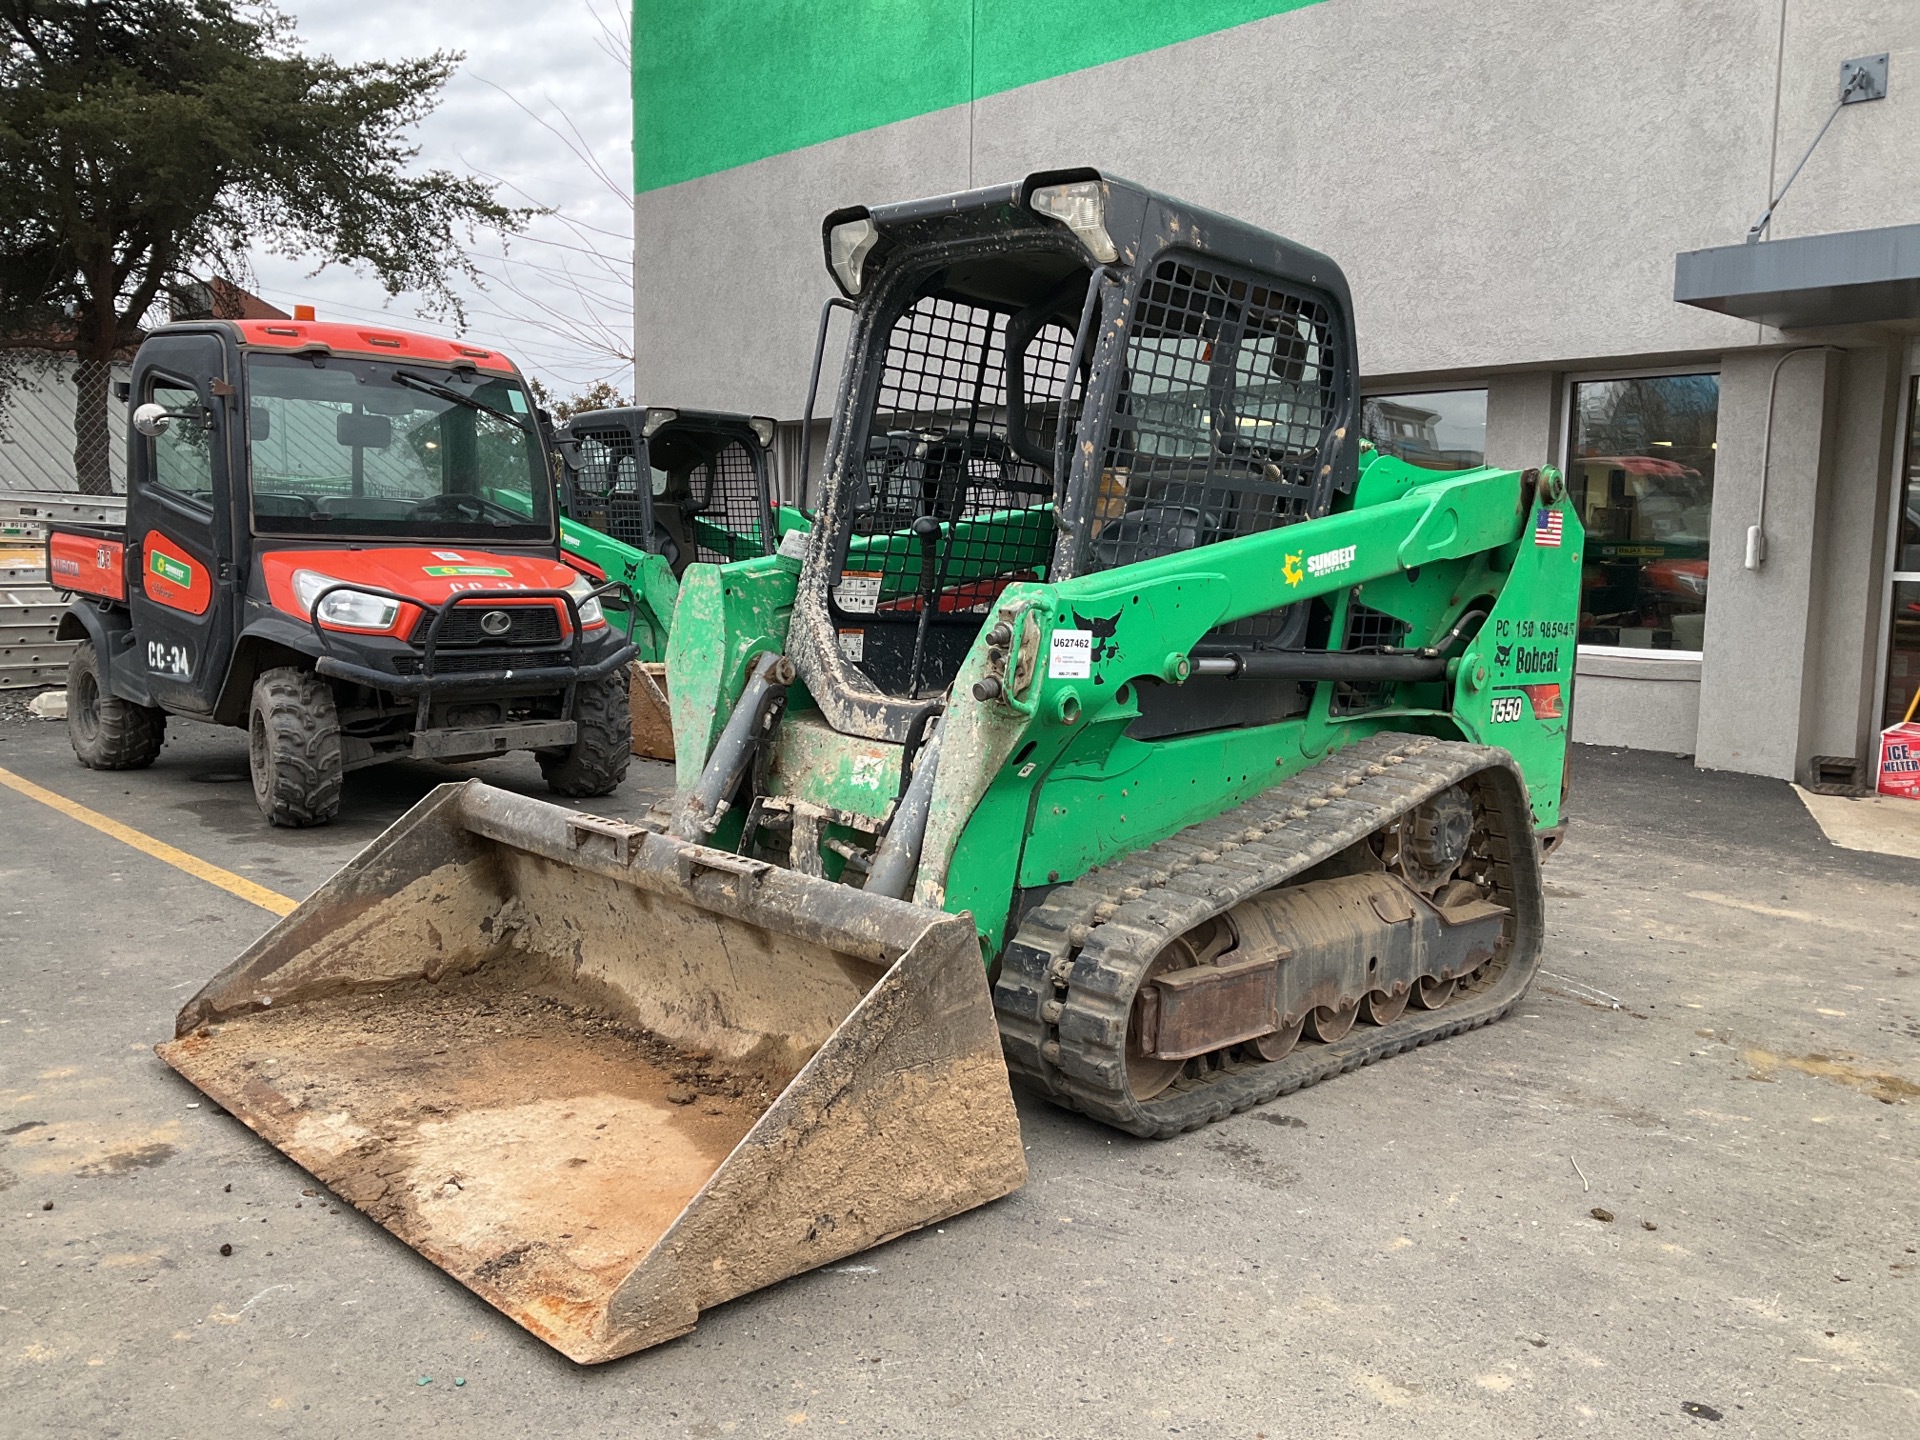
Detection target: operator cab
<box><xmin>792</xmin><ymin>169</ymin><xmax>1361</xmax><ymax>740</ymax></box>
<box><xmin>557</xmin><ymin>406</ymin><xmax>778</xmax><ymax>578</ymax></box>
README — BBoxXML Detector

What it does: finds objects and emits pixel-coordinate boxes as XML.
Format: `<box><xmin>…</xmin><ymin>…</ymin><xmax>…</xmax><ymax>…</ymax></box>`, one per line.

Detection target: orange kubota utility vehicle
<box><xmin>47</xmin><ymin>318</ymin><xmax>635</xmax><ymax>825</ymax></box>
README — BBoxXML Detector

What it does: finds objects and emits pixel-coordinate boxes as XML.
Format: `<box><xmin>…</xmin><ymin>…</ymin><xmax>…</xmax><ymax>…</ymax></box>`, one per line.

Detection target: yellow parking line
<box><xmin>0</xmin><ymin>764</ymin><xmax>297</xmax><ymax>916</ymax></box>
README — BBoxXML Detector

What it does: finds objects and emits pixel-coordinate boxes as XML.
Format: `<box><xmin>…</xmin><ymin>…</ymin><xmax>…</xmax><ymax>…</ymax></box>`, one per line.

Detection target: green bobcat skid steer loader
<box><xmin>559</xmin><ymin>405</ymin><xmax>804</xmax><ymax>574</ymax></box>
<box><xmin>552</xmin><ymin>405</ymin><xmax>810</xmax><ymax>662</ymax></box>
<box><xmin>160</xmin><ymin>170</ymin><xmax>1583</xmax><ymax>1363</ymax></box>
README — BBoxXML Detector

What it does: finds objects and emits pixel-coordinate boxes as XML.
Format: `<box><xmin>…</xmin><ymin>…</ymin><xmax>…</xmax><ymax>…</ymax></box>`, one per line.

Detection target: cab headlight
<box><xmin>827</xmin><ymin>216</ymin><xmax>879</xmax><ymax>296</ymax></box>
<box><xmin>293</xmin><ymin>569</ymin><xmax>400</xmax><ymax>630</ymax></box>
<box><xmin>1028</xmin><ymin>180</ymin><xmax>1118</xmax><ymax>263</ymax></box>
<box><xmin>567</xmin><ymin>571</ymin><xmax>606</xmax><ymax>629</ymax></box>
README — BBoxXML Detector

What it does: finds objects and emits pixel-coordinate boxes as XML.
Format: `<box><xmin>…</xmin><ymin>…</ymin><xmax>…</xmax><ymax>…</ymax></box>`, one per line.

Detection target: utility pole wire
<box><xmin>467</xmin><ymin>73</ymin><xmax>632</xmax><ymax>210</ymax></box>
<box><xmin>451</xmin><ymin>1</ymin><xmax>635</xmax><ymax>398</ymax></box>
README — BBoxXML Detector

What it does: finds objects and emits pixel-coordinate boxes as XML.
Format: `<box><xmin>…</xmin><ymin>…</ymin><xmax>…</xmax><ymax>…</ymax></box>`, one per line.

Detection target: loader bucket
<box><xmin>157</xmin><ymin>781</ymin><xmax>1026</xmax><ymax>1363</ymax></box>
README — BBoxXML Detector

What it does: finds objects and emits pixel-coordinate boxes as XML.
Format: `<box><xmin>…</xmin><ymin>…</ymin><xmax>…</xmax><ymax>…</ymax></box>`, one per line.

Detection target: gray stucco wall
<box><xmin>633</xmin><ymin>0</ymin><xmax>1920</xmax><ymax>784</ymax></box>
<box><xmin>1483</xmin><ymin>372</ymin><xmax>1561</xmax><ymax>471</ymax></box>
<box><xmin>1571</xmin><ymin>652</ymin><xmax>1702</xmax><ymax>754</ymax></box>
<box><xmin>634</xmin><ymin>106</ymin><xmax>970</xmax><ymax>418</ymax></box>
<box><xmin>1801</xmin><ymin>344</ymin><xmax>1906</xmax><ymax>765</ymax></box>
<box><xmin>1695</xmin><ymin>348</ymin><xmax>1843</xmax><ymax>778</ymax></box>
<box><xmin>635</xmin><ymin>0</ymin><xmax>1920</xmax><ymax>413</ymax></box>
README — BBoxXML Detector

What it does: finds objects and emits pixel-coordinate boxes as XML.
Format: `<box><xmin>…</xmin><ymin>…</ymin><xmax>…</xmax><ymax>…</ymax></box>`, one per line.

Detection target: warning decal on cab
<box><xmin>834</xmin><ymin>571</ymin><xmax>882</xmax><ymax>614</ymax></box>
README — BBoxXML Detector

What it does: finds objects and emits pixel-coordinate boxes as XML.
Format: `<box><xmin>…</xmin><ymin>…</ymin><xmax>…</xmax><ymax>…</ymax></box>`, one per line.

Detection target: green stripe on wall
<box><xmin>633</xmin><ymin>0</ymin><xmax>1328</xmax><ymax>192</ymax></box>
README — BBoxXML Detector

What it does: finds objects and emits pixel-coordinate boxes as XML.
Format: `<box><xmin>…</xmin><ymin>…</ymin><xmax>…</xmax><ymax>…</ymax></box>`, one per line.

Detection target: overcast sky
<box><xmin>248</xmin><ymin>1</ymin><xmax>632</xmax><ymax>399</ymax></box>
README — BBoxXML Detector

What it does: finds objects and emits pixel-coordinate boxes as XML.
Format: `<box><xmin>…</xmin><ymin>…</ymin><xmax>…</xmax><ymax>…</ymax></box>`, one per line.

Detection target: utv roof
<box><xmin>178</xmin><ymin>319</ymin><xmax>523</xmax><ymax>375</ymax></box>
<box><xmin>820</xmin><ymin>166</ymin><xmax>1351</xmax><ymax>311</ymax></box>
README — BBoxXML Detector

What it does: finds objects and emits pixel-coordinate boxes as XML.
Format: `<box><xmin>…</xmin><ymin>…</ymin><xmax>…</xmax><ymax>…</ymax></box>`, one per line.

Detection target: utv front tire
<box><xmin>248</xmin><ymin>667</ymin><xmax>343</xmax><ymax>827</ymax></box>
<box><xmin>67</xmin><ymin>640</ymin><xmax>165</xmax><ymax>770</ymax></box>
<box><xmin>539</xmin><ymin>667</ymin><xmax>631</xmax><ymax>798</ymax></box>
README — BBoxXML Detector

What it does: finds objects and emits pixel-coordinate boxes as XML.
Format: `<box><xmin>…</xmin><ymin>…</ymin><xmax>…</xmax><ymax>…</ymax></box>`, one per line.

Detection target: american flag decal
<box><xmin>1533</xmin><ymin>507</ymin><xmax>1564</xmax><ymax>548</ymax></box>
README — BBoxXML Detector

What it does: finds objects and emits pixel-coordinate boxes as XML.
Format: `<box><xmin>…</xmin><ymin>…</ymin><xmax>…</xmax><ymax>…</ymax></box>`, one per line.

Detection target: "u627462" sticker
<box><xmin>1048</xmin><ymin>629</ymin><xmax>1092</xmax><ymax>679</ymax></box>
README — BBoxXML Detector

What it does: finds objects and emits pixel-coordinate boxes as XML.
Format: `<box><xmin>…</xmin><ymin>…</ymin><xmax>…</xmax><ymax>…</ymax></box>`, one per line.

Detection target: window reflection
<box><xmin>1568</xmin><ymin>374</ymin><xmax>1718</xmax><ymax>652</ymax></box>
<box><xmin>1899</xmin><ymin>394</ymin><xmax>1920</xmax><ymax>574</ymax></box>
<box><xmin>1888</xmin><ymin>581</ymin><xmax>1920</xmax><ymax>729</ymax></box>
<box><xmin>1362</xmin><ymin>389</ymin><xmax>1487</xmax><ymax>471</ymax></box>
<box><xmin>1883</xmin><ymin>376</ymin><xmax>1920</xmax><ymax>727</ymax></box>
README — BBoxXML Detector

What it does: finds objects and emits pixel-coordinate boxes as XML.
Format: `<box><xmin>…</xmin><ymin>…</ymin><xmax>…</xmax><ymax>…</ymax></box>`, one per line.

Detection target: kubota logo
<box><xmin>1283</xmin><ymin>553</ymin><xmax>1304</xmax><ymax>587</ymax></box>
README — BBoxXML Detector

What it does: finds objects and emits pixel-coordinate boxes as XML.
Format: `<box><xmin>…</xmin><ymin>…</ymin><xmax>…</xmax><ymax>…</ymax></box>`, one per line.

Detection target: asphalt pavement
<box><xmin>1</xmin><ymin>711</ymin><xmax>1914</xmax><ymax>1438</ymax></box>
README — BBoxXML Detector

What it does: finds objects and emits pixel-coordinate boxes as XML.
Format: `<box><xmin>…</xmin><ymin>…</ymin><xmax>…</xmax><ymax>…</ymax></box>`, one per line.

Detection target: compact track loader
<box><xmin>162</xmin><ymin>170</ymin><xmax>1583</xmax><ymax>1363</ymax></box>
<box><xmin>552</xmin><ymin>405</ymin><xmax>798</xmax><ymax>665</ymax></box>
<box><xmin>559</xmin><ymin>405</ymin><xmax>793</xmax><ymax>576</ymax></box>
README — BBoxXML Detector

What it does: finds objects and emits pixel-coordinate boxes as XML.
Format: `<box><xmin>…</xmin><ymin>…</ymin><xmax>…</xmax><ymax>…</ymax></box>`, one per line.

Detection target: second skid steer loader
<box><xmin>161</xmin><ymin>170</ymin><xmax>1583</xmax><ymax>1363</ymax></box>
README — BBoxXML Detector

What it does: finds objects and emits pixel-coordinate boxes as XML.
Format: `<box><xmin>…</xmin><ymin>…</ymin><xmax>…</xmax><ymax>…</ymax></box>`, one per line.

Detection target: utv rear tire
<box><xmin>66</xmin><ymin>641</ymin><xmax>165</xmax><ymax>770</ymax></box>
<box><xmin>248</xmin><ymin>667</ymin><xmax>343</xmax><ymax>827</ymax></box>
<box><xmin>539</xmin><ymin>667</ymin><xmax>631</xmax><ymax>798</ymax></box>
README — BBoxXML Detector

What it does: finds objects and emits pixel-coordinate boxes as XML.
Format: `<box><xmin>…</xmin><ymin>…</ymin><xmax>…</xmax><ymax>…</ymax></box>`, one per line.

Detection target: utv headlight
<box><xmin>827</xmin><ymin>217</ymin><xmax>879</xmax><ymax>296</ymax></box>
<box><xmin>293</xmin><ymin>570</ymin><xmax>401</xmax><ymax>630</ymax></box>
<box><xmin>566</xmin><ymin>571</ymin><xmax>606</xmax><ymax>629</ymax></box>
<box><xmin>1029</xmin><ymin>180</ymin><xmax>1118</xmax><ymax>263</ymax></box>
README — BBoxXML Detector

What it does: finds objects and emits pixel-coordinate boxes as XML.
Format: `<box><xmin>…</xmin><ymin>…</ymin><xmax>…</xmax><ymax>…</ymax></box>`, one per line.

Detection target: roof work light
<box><xmin>1028</xmin><ymin>180</ymin><xmax>1117</xmax><ymax>263</ymax></box>
<box><xmin>827</xmin><ymin>217</ymin><xmax>880</xmax><ymax>296</ymax></box>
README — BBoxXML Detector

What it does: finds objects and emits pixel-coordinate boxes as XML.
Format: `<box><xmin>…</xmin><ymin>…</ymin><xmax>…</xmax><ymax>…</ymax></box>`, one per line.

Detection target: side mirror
<box><xmin>132</xmin><ymin>402</ymin><xmax>173</xmax><ymax>438</ymax></box>
<box><xmin>249</xmin><ymin>406</ymin><xmax>272</xmax><ymax>442</ymax></box>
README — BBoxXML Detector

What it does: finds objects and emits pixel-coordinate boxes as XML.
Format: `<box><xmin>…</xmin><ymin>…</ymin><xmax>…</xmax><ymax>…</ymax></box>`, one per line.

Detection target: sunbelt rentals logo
<box><xmin>1285</xmin><ymin>545</ymin><xmax>1356</xmax><ymax>586</ymax></box>
<box><xmin>1307</xmin><ymin>544</ymin><xmax>1356</xmax><ymax>579</ymax></box>
<box><xmin>149</xmin><ymin>550</ymin><xmax>192</xmax><ymax>587</ymax></box>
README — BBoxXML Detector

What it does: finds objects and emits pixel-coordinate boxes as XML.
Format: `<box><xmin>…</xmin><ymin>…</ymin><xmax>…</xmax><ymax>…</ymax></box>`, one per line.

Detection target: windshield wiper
<box><xmin>390</xmin><ymin>369</ymin><xmax>533</xmax><ymax>433</ymax></box>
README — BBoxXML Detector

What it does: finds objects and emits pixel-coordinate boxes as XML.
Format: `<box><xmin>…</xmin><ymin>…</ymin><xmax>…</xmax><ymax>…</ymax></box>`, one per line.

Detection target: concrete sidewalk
<box><xmin>1795</xmin><ymin>785</ymin><xmax>1920</xmax><ymax>862</ymax></box>
<box><xmin>1</xmin><ymin>719</ymin><xmax>1915</xmax><ymax>1438</ymax></box>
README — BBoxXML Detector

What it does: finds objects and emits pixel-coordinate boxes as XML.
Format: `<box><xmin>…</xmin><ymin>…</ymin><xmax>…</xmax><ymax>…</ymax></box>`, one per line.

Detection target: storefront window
<box><xmin>1888</xmin><ymin>582</ymin><xmax>1920</xmax><ymax>728</ymax></box>
<box><xmin>1882</xmin><ymin>377</ymin><xmax>1920</xmax><ymax>727</ymax></box>
<box><xmin>1361</xmin><ymin>389</ymin><xmax>1487</xmax><ymax>471</ymax></box>
<box><xmin>1567</xmin><ymin>374</ymin><xmax>1718</xmax><ymax>651</ymax></box>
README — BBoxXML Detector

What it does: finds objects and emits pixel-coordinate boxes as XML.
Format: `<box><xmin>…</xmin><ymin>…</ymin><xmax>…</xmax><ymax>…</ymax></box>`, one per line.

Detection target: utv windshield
<box><xmin>245</xmin><ymin>353</ymin><xmax>553</xmax><ymax>542</ymax></box>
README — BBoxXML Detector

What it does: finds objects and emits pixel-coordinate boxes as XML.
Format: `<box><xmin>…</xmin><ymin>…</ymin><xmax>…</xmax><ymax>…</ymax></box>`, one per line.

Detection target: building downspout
<box><xmin>1750</xmin><ymin>345</ymin><xmax>1842</xmax><ymax>570</ymax></box>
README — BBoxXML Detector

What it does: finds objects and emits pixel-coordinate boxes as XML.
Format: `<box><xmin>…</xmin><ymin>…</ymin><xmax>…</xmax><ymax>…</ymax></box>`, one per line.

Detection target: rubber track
<box><xmin>993</xmin><ymin>731</ymin><xmax>1546</xmax><ymax>1138</ymax></box>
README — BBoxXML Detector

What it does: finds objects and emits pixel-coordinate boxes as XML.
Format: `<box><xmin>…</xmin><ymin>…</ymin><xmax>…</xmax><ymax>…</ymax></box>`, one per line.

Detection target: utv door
<box><xmin>125</xmin><ymin>333</ymin><xmax>237</xmax><ymax>715</ymax></box>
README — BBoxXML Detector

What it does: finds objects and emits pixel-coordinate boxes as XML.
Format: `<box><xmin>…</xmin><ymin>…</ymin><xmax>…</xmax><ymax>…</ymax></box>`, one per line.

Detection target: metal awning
<box><xmin>1674</xmin><ymin>223</ymin><xmax>1920</xmax><ymax>329</ymax></box>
